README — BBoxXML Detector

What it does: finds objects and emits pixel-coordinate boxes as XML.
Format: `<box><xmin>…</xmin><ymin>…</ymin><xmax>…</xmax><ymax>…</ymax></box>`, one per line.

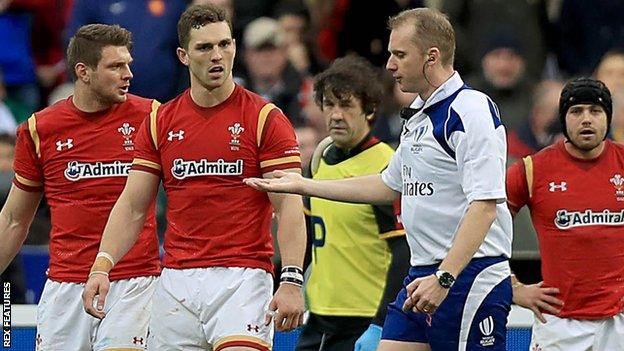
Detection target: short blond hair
<box><xmin>388</xmin><ymin>8</ymin><xmax>455</xmax><ymax>67</ymax></box>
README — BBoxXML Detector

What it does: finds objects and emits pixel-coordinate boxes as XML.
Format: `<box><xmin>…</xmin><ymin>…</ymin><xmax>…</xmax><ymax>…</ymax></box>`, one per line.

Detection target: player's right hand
<box><xmin>512</xmin><ymin>281</ymin><xmax>563</xmax><ymax>323</ymax></box>
<box><xmin>82</xmin><ymin>273</ymin><xmax>110</xmax><ymax>319</ymax></box>
<box><xmin>243</xmin><ymin>170</ymin><xmax>305</xmax><ymax>194</ymax></box>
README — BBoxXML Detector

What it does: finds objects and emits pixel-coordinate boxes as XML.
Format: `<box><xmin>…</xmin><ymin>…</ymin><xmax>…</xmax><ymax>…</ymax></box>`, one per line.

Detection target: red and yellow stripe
<box><xmin>522</xmin><ymin>156</ymin><xmax>534</xmax><ymax>198</ymax></box>
<box><xmin>256</xmin><ymin>103</ymin><xmax>278</xmax><ymax>147</ymax></box>
<box><xmin>149</xmin><ymin>99</ymin><xmax>161</xmax><ymax>150</ymax></box>
<box><xmin>27</xmin><ymin>114</ymin><xmax>41</xmax><ymax>158</ymax></box>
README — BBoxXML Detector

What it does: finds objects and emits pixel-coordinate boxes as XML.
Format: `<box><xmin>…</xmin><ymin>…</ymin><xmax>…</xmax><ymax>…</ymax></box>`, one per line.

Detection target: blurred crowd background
<box><xmin>1</xmin><ymin>0</ymin><xmax>623</xmax><ymax>303</ymax></box>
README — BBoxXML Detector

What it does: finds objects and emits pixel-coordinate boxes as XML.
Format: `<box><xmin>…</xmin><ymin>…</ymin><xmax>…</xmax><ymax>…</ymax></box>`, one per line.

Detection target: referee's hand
<box><xmin>82</xmin><ymin>273</ymin><xmax>110</xmax><ymax>319</ymax></box>
<box><xmin>265</xmin><ymin>283</ymin><xmax>305</xmax><ymax>332</ymax></box>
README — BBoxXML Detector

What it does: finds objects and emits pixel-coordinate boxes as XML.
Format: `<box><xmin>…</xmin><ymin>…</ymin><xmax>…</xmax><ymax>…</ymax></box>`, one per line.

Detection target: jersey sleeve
<box><xmin>131</xmin><ymin>100</ymin><xmax>162</xmax><ymax>176</ymax></box>
<box><xmin>374</xmin><ymin>197</ymin><xmax>405</xmax><ymax>240</ymax></box>
<box><xmin>257</xmin><ymin>106</ymin><xmax>301</xmax><ymax>174</ymax></box>
<box><xmin>506</xmin><ymin>157</ymin><xmax>531</xmax><ymax>214</ymax></box>
<box><xmin>13</xmin><ymin>118</ymin><xmax>43</xmax><ymax>192</ymax></box>
<box><xmin>381</xmin><ymin>149</ymin><xmax>402</xmax><ymax>192</ymax></box>
<box><xmin>452</xmin><ymin>92</ymin><xmax>507</xmax><ymax>203</ymax></box>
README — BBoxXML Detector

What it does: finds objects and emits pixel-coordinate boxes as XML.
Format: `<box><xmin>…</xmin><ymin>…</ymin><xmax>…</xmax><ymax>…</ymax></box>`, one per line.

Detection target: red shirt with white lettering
<box><xmin>132</xmin><ymin>86</ymin><xmax>301</xmax><ymax>272</ymax></box>
<box><xmin>13</xmin><ymin>95</ymin><xmax>161</xmax><ymax>283</ymax></box>
<box><xmin>507</xmin><ymin>140</ymin><xmax>624</xmax><ymax>319</ymax></box>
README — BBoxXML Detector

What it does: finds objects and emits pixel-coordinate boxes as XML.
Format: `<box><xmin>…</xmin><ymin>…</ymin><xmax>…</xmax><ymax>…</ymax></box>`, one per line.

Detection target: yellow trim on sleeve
<box><xmin>133</xmin><ymin>158</ymin><xmax>162</xmax><ymax>171</ymax></box>
<box><xmin>15</xmin><ymin>174</ymin><xmax>42</xmax><ymax>187</ymax></box>
<box><xmin>303</xmin><ymin>207</ymin><xmax>312</xmax><ymax>216</ymax></box>
<box><xmin>522</xmin><ymin>156</ymin><xmax>533</xmax><ymax>198</ymax></box>
<box><xmin>260</xmin><ymin>156</ymin><xmax>301</xmax><ymax>169</ymax></box>
<box><xmin>27</xmin><ymin>114</ymin><xmax>40</xmax><ymax>158</ymax></box>
<box><xmin>257</xmin><ymin>103</ymin><xmax>277</xmax><ymax>147</ymax></box>
<box><xmin>379</xmin><ymin>229</ymin><xmax>406</xmax><ymax>240</ymax></box>
<box><xmin>149</xmin><ymin>99</ymin><xmax>161</xmax><ymax>149</ymax></box>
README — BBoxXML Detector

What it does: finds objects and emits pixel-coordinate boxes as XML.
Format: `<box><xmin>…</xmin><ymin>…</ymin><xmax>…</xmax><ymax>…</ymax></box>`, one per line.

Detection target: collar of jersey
<box><xmin>407</xmin><ymin>71</ymin><xmax>464</xmax><ymax>120</ymax></box>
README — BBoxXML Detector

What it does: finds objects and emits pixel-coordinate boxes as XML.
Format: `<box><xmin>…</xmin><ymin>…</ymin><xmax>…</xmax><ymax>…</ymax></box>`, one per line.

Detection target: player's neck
<box><xmin>419</xmin><ymin>66</ymin><xmax>455</xmax><ymax>101</ymax></box>
<box><xmin>72</xmin><ymin>84</ymin><xmax>114</xmax><ymax>113</ymax></box>
<box><xmin>190</xmin><ymin>78</ymin><xmax>235</xmax><ymax>108</ymax></box>
<box><xmin>564</xmin><ymin>140</ymin><xmax>606</xmax><ymax>160</ymax></box>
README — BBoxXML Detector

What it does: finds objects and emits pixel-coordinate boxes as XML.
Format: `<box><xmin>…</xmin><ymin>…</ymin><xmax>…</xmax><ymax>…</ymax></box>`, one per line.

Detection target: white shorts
<box><xmin>148</xmin><ymin>267</ymin><xmax>274</xmax><ymax>351</ymax></box>
<box><xmin>36</xmin><ymin>276</ymin><xmax>157</xmax><ymax>351</ymax></box>
<box><xmin>531</xmin><ymin>312</ymin><xmax>624</xmax><ymax>351</ymax></box>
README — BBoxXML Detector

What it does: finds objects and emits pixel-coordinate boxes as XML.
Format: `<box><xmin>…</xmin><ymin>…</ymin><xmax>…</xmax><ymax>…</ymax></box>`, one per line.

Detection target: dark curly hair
<box><xmin>313</xmin><ymin>55</ymin><xmax>383</xmax><ymax>124</ymax></box>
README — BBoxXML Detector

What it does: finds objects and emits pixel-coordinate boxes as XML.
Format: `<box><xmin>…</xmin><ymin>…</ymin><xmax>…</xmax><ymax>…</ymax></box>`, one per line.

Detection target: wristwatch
<box><xmin>435</xmin><ymin>270</ymin><xmax>456</xmax><ymax>289</ymax></box>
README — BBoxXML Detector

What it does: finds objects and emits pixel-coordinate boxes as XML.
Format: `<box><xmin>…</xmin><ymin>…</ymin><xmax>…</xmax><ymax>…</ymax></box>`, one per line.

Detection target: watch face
<box><xmin>437</xmin><ymin>271</ymin><xmax>455</xmax><ymax>288</ymax></box>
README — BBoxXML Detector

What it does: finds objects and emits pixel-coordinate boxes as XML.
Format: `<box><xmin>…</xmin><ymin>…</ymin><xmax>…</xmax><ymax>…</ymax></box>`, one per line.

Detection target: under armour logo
<box><xmin>246</xmin><ymin>324</ymin><xmax>260</xmax><ymax>332</ymax></box>
<box><xmin>167</xmin><ymin>130</ymin><xmax>185</xmax><ymax>141</ymax></box>
<box><xmin>56</xmin><ymin>139</ymin><xmax>73</xmax><ymax>151</ymax></box>
<box><xmin>132</xmin><ymin>337</ymin><xmax>144</xmax><ymax>345</ymax></box>
<box><xmin>549</xmin><ymin>182</ymin><xmax>567</xmax><ymax>192</ymax></box>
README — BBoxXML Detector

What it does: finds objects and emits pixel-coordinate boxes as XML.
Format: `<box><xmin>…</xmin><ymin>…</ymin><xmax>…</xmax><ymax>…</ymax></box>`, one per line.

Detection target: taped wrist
<box><xmin>280</xmin><ymin>265</ymin><xmax>303</xmax><ymax>287</ymax></box>
<box><xmin>90</xmin><ymin>251</ymin><xmax>115</xmax><ymax>275</ymax></box>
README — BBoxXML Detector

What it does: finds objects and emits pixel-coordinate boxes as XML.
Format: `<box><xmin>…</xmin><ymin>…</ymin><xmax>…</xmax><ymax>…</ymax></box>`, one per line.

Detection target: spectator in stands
<box><xmin>558</xmin><ymin>0</ymin><xmax>624</xmax><ymax>76</ymax></box>
<box><xmin>67</xmin><ymin>0</ymin><xmax>187</xmax><ymax>102</ymax></box>
<box><xmin>295</xmin><ymin>124</ymin><xmax>319</xmax><ymax>174</ymax></box>
<box><xmin>0</xmin><ymin>71</ymin><xmax>17</xmax><ymax>135</ymax></box>
<box><xmin>443</xmin><ymin>0</ymin><xmax>549</xmax><ymax>79</ymax></box>
<box><xmin>239</xmin><ymin>16</ymin><xmax>306</xmax><ymax>126</ymax></box>
<box><xmin>595</xmin><ymin>50</ymin><xmax>624</xmax><ymax>141</ymax></box>
<box><xmin>507</xmin><ymin>80</ymin><xmax>563</xmax><ymax>161</ymax></box>
<box><xmin>0</xmin><ymin>2</ymin><xmax>40</xmax><ymax>117</ymax></box>
<box><xmin>467</xmin><ymin>33</ymin><xmax>534</xmax><ymax>134</ymax></box>
<box><xmin>274</xmin><ymin>0</ymin><xmax>323</xmax><ymax>75</ymax></box>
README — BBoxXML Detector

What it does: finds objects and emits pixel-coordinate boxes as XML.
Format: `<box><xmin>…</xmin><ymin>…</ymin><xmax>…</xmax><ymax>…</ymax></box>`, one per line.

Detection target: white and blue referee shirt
<box><xmin>381</xmin><ymin>72</ymin><xmax>513</xmax><ymax>267</ymax></box>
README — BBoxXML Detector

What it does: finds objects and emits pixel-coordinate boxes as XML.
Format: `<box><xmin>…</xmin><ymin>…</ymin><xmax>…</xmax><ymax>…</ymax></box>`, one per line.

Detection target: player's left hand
<box><xmin>265</xmin><ymin>283</ymin><xmax>305</xmax><ymax>332</ymax></box>
<box><xmin>402</xmin><ymin>274</ymin><xmax>449</xmax><ymax>314</ymax></box>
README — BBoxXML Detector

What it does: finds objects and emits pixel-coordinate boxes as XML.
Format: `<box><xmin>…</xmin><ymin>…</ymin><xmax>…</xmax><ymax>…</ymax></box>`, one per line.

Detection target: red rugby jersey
<box><xmin>13</xmin><ymin>95</ymin><xmax>161</xmax><ymax>283</ymax></box>
<box><xmin>507</xmin><ymin>140</ymin><xmax>624</xmax><ymax>319</ymax></box>
<box><xmin>132</xmin><ymin>86</ymin><xmax>301</xmax><ymax>272</ymax></box>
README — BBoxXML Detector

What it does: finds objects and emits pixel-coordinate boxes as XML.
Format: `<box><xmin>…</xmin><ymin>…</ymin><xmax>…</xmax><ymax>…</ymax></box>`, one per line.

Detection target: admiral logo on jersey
<box><xmin>171</xmin><ymin>158</ymin><xmax>243</xmax><ymax>180</ymax></box>
<box><xmin>64</xmin><ymin>160</ymin><xmax>132</xmax><ymax>181</ymax></box>
<box><xmin>554</xmin><ymin>209</ymin><xmax>624</xmax><ymax>229</ymax></box>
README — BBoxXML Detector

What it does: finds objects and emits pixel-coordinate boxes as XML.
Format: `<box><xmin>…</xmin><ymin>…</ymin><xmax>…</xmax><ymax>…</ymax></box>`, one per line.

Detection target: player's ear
<box><xmin>176</xmin><ymin>47</ymin><xmax>189</xmax><ymax>66</ymax></box>
<box><xmin>427</xmin><ymin>48</ymin><xmax>440</xmax><ymax>66</ymax></box>
<box><xmin>74</xmin><ymin>62</ymin><xmax>90</xmax><ymax>83</ymax></box>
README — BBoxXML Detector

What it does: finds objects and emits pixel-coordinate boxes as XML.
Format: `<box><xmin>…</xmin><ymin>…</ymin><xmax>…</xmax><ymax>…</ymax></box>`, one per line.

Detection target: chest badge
<box><xmin>610</xmin><ymin>174</ymin><xmax>624</xmax><ymax>201</ymax></box>
<box><xmin>118</xmin><ymin>122</ymin><xmax>136</xmax><ymax>151</ymax></box>
<box><xmin>410</xmin><ymin>125</ymin><xmax>427</xmax><ymax>155</ymax></box>
<box><xmin>228</xmin><ymin>122</ymin><xmax>244</xmax><ymax>151</ymax></box>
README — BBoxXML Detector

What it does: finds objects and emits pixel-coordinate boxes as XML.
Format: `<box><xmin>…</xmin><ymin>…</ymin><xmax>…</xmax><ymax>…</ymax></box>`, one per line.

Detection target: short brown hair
<box><xmin>177</xmin><ymin>4</ymin><xmax>232</xmax><ymax>49</ymax></box>
<box><xmin>388</xmin><ymin>8</ymin><xmax>455</xmax><ymax>67</ymax></box>
<box><xmin>67</xmin><ymin>24</ymin><xmax>132</xmax><ymax>79</ymax></box>
<box><xmin>313</xmin><ymin>55</ymin><xmax>383</xmax><ymax>124</ymax></box>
